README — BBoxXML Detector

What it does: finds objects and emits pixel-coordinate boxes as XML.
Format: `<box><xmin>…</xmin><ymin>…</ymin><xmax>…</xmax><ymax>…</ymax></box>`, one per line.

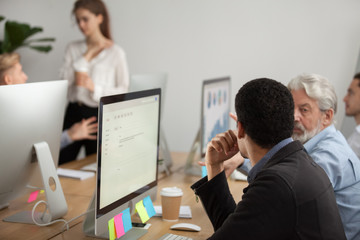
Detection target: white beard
<box><xmin>292</xmin><ymin>120</ymin><xmax>322</xmax><ymax>144</ymax></box>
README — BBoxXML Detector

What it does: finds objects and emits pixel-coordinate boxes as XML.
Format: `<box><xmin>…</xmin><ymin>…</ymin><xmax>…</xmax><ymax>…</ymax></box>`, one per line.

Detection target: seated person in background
<box><xmin>343</xmin><ymin>72</ymin><xmax>360</xmax><ymax>159</ymax></box>
<box><xmin>0</xmin><ymin>52</ymin><xmax>98</xmax><ymax>152</ymax></box>
<box><xmin>0</xmin><ymin>52</ymin><xmax>28</xmax><ymax>85</ymax></box>
<box><xmin>191</xmin><ymin>78</ymin><xmax>346</xmax><ymax>239</ymax></box>
<box><xmin>288</xmin><ymin>73</ymin><xmax>360</xmax><ymax>240</ymax></box>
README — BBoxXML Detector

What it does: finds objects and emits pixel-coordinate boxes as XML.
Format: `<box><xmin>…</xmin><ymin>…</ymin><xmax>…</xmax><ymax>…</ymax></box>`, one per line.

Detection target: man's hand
<box><xmin>205</xmin><ymin>130</ymin><xmax>239</xmax><ymax>180</ymax></box>
<box><xmin>67</xmin><ymin>116</ymin><xmax>98</xmax><ymax>141</ymax></box>
<box><xmin>199</xmin><ymin>153</ymin><xmax>244</xmax><ymax>178</ymax></box>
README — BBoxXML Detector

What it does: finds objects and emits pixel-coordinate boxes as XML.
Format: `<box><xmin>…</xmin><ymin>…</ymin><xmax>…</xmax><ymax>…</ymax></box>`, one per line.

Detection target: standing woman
<box><xmin>59</xmin><ymin>0</ymin><xmax>129</xmax><ymax>164</ymax></box>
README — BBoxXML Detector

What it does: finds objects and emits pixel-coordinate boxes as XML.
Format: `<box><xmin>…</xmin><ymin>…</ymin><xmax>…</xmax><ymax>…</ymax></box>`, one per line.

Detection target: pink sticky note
<box><xmin>28</xmin><ymin>190</ymin><xmax>39</xmax><ymax>203</ymax></box>
<box><xmin>114</xmin><ymin>213</ymin><xmax>125</xmax><ymax>238</ymax></box>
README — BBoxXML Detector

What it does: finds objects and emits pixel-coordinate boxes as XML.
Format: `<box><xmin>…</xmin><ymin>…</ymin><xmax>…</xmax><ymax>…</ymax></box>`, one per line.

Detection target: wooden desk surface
<box><xmin>0</xmin><ymin>153</ymin><xmax>248</xmax><ymax>240</ymax></box>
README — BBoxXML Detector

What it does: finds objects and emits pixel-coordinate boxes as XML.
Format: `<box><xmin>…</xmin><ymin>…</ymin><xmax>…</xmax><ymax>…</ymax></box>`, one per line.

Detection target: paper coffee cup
<box><xmin>160</xmin><ymin>187</ymin><xmax>183</xmax><ymax>222</ymax></box>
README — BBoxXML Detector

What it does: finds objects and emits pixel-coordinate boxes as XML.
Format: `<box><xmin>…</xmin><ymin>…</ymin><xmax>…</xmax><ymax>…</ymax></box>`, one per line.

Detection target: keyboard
<box><xmin>158</xmin><ymin>233</ymin><xmax>193</xmax><ymax>240</ymax></box>
<box><xmin>80</xmin><ymin>162</ymin><xmax>97</xmax><ymax>172</ymax></box>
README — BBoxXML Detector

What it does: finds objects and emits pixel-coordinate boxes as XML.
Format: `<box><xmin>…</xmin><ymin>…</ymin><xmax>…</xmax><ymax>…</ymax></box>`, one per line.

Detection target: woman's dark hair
<box><xmin>235</xmin><ymin>78</ymin><xmax>294</xmax><ymax>148</ymax></box>
<box><xmin>73</xmin><ymin>0</ymin><xmax>112</xmax><ymax>40</ymax></box>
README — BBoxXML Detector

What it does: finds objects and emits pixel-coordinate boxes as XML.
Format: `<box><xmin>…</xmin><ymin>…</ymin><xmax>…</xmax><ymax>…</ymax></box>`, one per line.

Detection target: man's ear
<box><xmin>237</xmin><ymin>121</ymin><xmax>245</xmax><ymax>139</ymax></box>
<box><xmin>322</xmin><ymin>108</ymin><xmax>334</xmax><ymax>128</ymax></box>
<box><xmin>3</xmin><ymin>74</ymin><xmax>12</xmax><ymax>85</ymax></box>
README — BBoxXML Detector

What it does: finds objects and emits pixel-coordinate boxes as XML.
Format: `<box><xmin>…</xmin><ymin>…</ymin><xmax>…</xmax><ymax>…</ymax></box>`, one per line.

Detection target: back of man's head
<box><xmin>235</xmin><ymin>78</ymin><xmax>294</xmax><ymax>149</ymax></box>
<box><xmin>0</xmin><ymin>52</ymin><xmax>20</xmax><ymax>84</ymax></box>
<box><xmin>288</xmin><ymin>73</ymin><xmax>337</xmax><ymax>115</ymax></box>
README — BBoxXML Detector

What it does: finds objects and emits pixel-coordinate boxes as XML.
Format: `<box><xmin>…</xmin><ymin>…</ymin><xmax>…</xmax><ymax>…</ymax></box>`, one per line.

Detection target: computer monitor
<box><xmin>185</xmin><ymin>76</ymin><xmax>231</xmax><ymax>176</ymax></box>
<box><xmin>83</xmin><ymin>88</ymin><xmax>161</xmax><ymax>239</ymax></box>
<box><xmin>200</xmin><ymin>77</ymin><xmax>231</xmax><ymax>158</ymax></box>
<box><xmin>0</xmin><ymin>80</ymin><xmax>68</xmax><ymax>223</ymax></box>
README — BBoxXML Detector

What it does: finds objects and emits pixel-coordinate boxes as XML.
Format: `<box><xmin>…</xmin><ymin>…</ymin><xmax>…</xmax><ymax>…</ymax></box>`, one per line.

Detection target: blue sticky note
<box><xmin>143</xmin><ymin>196</ymin><xmax>156</xmax><ymax>218</ymax></box>
<box><xmin>121</xmin><ymin>208</ymin><xmax>132</xmax><ymax>233</ymax></box>
<box><xmin>202</xmin><ymin>166</ymin><xmax>207</xmax><ymax>177</ymax></box>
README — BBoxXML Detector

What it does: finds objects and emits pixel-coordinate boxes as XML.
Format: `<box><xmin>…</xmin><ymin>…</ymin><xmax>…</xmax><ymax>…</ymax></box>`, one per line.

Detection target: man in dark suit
<box><xmin>191</xmin><ymin>78</ymin><xmax>345</xmax><ymax>239</ymax></box>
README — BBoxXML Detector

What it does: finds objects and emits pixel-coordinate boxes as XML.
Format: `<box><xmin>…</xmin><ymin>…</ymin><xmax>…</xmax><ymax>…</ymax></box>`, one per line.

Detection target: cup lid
<box><xmin>160</xmin><ymin>187</ymin><xmax>183</xmax><ymax>197</ymax></box>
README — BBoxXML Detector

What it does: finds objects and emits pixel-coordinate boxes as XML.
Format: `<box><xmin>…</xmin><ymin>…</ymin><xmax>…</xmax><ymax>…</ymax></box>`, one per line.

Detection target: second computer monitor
<box><xmin>200</xmin><ymin>77</ymin><xmax>231</xmax><ymax>158</ymax></box>
<box><xmin>94</xmin><ymin>88</ymin><xmax>161</xmax><ymax>238</ymax></box>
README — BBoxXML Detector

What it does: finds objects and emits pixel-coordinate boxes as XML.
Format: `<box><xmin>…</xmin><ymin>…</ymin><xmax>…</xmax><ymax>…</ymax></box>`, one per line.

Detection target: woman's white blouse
<box><xmin>60</xmin><ymin>40</ymin><xmax>129</xmax><ymax>107</ymax></box>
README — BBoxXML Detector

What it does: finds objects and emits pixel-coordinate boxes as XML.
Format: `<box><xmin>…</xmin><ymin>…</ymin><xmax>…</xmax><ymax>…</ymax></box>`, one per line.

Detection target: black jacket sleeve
<box><xmin>191</xmin><ymin>171</ymin><xmax>297</xmax><ymax>240</ymax></box>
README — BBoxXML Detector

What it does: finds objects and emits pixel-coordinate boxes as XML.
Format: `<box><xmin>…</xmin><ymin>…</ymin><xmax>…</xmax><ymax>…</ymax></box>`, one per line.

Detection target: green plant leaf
<box><xmin>0</xmin><ymin>16</ymin><xmax>4</xmax><ymax>22</ymax></box>
<box><xmin>25</xmin><ymin>37</ymin><xmax>56</xmax><ymax>43</ymax></box>
<box><xmin>2</xmin><ymin>21</ymin><xmax>44</xmax><ymax>53</ymax></box>
<box><xmin>29</xmin><ymin>45</ymin><xmax>53</xmax><ymax>53</ymax></box>
<box><xmin>1</xmin><ymin>18</ymin><xmax>55</xmax><ymax>53</ymax></box>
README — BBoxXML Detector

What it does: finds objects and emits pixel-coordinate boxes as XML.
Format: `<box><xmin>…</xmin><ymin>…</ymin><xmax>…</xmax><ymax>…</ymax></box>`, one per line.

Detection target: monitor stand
<box><xmin>185</xmin><ymin>129</ymin><xmax>202</xmax><ymax>176</ymax></box>
<box><xmin>3</xmin><ymin>142</ymin><xmax>68</xmax><ymax>224</ymax></box>
<box><xmin>83</xmin><ymin>195</ymin><xmax>147</xmax><ymax>239</ymax></box>
<box><xmin>158</xmin><ymin>127</ymin><xmax>172</xmax><ymax>176</ymax></box>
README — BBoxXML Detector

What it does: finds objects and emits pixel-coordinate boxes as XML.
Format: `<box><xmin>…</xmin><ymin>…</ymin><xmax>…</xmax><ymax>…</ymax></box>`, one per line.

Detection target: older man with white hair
<box><xmin>287</xmin><ymin>73</ymin><xmax>360</xmax><ymax>240</ymax></box>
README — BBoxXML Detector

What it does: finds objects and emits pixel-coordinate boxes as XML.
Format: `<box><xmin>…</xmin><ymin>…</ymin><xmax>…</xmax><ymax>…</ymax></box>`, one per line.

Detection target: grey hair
<box><xmin>287</xmin><ymin>73</ymin><xmax>337</xmax><ymax>114</ymax></box>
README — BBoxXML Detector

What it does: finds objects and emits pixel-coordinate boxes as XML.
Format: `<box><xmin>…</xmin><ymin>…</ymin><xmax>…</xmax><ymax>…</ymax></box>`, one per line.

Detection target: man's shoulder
<box><xmin>264</xmin><ymin>141</ymin><xmax>332</xmax><ymax>197</ymax></box>
<box><xmin>311</xmin><ymin>128</ymin><xmax>357</xmax><ymax>161</ymax></box>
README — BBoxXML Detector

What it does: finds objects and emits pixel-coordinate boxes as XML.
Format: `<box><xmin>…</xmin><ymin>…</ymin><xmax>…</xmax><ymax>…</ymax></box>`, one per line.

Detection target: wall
<box><xmin>2</xmin><ymin>0</ymin><xmax>360</xmax><ymax>152</ymax></box>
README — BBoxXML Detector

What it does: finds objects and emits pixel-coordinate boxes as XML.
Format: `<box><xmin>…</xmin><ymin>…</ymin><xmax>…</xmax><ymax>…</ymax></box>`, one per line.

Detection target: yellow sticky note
<box><xmin>108</xmin><ymin>218</ymin><xmax>116</xmax><ymax>240</ymax></box>
<box><xmin>40</xmin><ymin>190</ymin><xmax>44</xmax><ymax>194</ymax></box>
<box><xmin>135</xmin><ymin>200</ymin><xmax>149</xmax><ymax>223</ymax></box>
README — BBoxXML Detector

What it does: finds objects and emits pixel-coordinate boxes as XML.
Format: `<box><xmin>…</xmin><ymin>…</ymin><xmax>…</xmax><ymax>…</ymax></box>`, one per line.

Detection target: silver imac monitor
<box><xmin>200</xmin><ymin>77</ymin><xmax>231</xmax><ymax>158</ymax></box>
<box><xmin>0</xmin><ymin>80</ymin><xmax>68</xmax><ymax>223</ymax></box>
<box><xmin>185</xmin><ymin>76</ymin><xmax>231</xmax><ymax>176</ymax></box>
<box><xmin>84</xmin><ymin>88</ymin><xmax>161</xmax><ymax>239</ymax></box>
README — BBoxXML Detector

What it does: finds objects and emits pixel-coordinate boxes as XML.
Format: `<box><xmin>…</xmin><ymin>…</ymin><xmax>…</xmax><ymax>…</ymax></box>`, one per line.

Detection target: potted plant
<box><xmin>0</xmin><ymin>16</ymin><xmax>55</xmax><ymax>54</ymax></box>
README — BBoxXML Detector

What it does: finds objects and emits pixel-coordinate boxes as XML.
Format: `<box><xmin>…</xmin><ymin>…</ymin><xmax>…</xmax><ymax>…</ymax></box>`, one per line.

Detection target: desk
<box><xmin>0</xmin><ymin>153</ymin><xmax>248</xmax><ymax>240</ymax></box>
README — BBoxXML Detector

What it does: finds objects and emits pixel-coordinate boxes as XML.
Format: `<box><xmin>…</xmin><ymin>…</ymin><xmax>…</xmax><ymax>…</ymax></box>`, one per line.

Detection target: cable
<box><xmin>60</xmin><ymin>208</ymin><xmax>94</xmax><ymax>232</ymax></box>
<box><xmin>31</xmin><ymin>200</ymin><xmax>95</xmax><ymax>233</ymax></box>
<box><xmin>31</xmin><ymin>200</ymin><xmax>68</xmax><ymax>230</ymax></box>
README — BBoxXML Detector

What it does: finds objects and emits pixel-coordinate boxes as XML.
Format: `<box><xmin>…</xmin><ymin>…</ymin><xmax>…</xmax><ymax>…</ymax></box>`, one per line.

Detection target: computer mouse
<box><xmin>170</xmin><ymin>223</ymin><xmax>201</xmax><ymax>232</ymax></box>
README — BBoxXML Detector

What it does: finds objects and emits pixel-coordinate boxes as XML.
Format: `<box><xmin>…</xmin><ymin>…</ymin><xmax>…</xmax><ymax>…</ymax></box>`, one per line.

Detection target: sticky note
<box><xmin>114</xmin><ymin>213</ymin><xmax>125</xmax><ymax>238</ymax></box>
<box><xmin>122</xmin><ymin>208</ymin><xmax>132</xmax><ymax>233</ymax></box>
<box><xmin>40</xmin><ymin>190</ymin><xmax>44</xmax><ymax>194</ymax></box>
<box><xmin>202</xmin><ymin>166</ymin><xmax>207</xmax><ymax>177</ymax></box>
<box><xmin>135</xmin><ymin>200</ymin><xmax>149</xmax><ymax>223</ymax></box>
<box><xmin>108</xmin><ymin>218</ymin><xmax>116</xmax><ymax>240</ymax></box>
<box><xmin>143</xmin><ymin>196</ymin><xmax>156</xmax><ymax>218</ymax></box>
<box><xmin>28</xmin><ymin>190</ymin><xmax>39</xmax><ymax>203</ymax></box>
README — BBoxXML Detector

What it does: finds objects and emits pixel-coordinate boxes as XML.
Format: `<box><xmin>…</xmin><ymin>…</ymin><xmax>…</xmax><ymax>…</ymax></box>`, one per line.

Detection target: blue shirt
<box><xmin>304</xmin><ymin>124</ymin><xmax>360</xmax><ymax>240</ymax></box>
<box><xmin>247</xmin><ymin>138</ymin><xmax>293</xmax><ymax>183</ymax></box>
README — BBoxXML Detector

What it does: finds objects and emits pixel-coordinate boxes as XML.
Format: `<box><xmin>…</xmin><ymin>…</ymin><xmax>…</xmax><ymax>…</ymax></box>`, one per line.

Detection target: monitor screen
<box><xmin>95</xmin><ymin>88</ymin><xmax>161</xmax><ymax>236</ymax></box>
<box><xmin>0</xmin><ymin>80</ymin><xmax>67</xmax><ymax>210</ymax></box>
<box><xmin>200</xmin><ymin>77</ymin><xmax>231</xmax><ymax>157</ymax></box>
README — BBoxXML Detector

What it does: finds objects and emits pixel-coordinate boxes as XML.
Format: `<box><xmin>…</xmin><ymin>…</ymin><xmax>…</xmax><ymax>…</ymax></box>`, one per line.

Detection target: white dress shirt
<box><xmin>60</xmin><ymin>40</ymin><xmax>129</xmax><ymax>107</ymax></box>
<box><xmin>347</xmin><ymin>124</ymin><xmax>360</xmax><ymax>160</ymax></box>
